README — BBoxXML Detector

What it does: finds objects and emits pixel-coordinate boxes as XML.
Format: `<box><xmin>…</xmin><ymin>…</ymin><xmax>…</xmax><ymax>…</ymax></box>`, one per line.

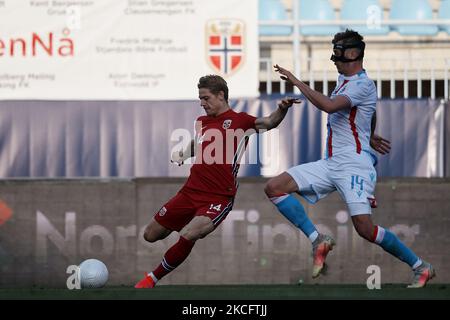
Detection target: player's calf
<box><xmin>135</xmin><ymin>235</ymin><xmax>195</xmax><ymax>288</ymax></box>
<box><xmin>351</xmin><ymin>214</ymin><xmax>375</xmax><ymax>242</ymax></box>
<box><xmin>370</xmin><ymin>224</ymin><xmax>434</xmax><ymax>288</ymax></box>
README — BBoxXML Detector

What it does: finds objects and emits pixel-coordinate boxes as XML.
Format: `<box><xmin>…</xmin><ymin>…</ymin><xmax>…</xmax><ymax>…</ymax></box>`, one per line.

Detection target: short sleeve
<box><xmin>338</xmin><ymin>80</ymin><xmax>369</xmax><ymax>107</ymax></box>
<box><xmin>239</xmin><ymin>112</ymin><xmax>257</xmax><ymax>131</ymax></box>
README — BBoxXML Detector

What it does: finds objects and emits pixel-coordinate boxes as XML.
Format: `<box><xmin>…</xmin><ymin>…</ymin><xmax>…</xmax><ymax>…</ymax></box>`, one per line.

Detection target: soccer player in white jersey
<box><xmin>266</xmin><ymin>29</ymin><xmax>435</xmax><ymax>288</ymax></box>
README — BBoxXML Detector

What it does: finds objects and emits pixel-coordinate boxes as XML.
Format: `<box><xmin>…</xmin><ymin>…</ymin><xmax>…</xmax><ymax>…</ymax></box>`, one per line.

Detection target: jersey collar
<box><xmin>215</xmin><ymin>108</ymin><xmax>234</xmax><ymax>119</ymax></box>
<box><xmin>339</xmin><ymin>69</ymin><xmax>367</xmax><ymax>81</ymax></box>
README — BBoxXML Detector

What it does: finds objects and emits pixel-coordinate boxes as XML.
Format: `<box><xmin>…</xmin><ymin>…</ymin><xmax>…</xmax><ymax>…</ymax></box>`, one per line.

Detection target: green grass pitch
<box><xmin>1</xmin><ymin>284</ymin><xmax>449</xmax><ymax>300</ymax></box>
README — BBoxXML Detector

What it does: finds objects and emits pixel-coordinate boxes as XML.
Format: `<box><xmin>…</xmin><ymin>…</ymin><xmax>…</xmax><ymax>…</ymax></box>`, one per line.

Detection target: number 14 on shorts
<box><xmin>351</xmin><ymin>175</ymin><xmax>364</xmax><ymax>193</ymax></box>
<box><xmin>209</xmin><ymin>204</ymin><xmax>222</xmax><ymax>211</ymax></box>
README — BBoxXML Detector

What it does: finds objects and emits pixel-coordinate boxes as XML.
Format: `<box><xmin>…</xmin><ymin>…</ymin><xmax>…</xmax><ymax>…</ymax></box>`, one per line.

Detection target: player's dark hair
<box><xmin>198</xmin><ymin>75</ymin><xmax>229</xmax><ymax>102</ymax></box>
<box><xmin>332</xmin><ymin>29</ymin><xmax>364</xmax><ymax>46</ymax></box>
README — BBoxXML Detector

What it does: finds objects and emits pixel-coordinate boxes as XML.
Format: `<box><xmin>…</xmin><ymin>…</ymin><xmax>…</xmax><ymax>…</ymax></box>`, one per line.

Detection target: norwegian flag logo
<box><xmin>206</xmin><ymin>19</ymin><xmax>245</xmax><ymax>77</ymax></box>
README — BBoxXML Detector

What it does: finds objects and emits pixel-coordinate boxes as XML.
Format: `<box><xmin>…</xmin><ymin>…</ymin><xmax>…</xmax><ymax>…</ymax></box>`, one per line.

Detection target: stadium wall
<box><xmin>0</xmin><ymin>178</ymin><xmax>449</xmax><ymax>287</ymax></box>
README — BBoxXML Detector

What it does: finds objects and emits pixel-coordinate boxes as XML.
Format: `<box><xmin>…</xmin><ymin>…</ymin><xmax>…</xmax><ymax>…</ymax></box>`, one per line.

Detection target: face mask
<box><xmin>330</xmin><ymin>41</ymin><xmax>365</xmax><ymax>63</ymax></box>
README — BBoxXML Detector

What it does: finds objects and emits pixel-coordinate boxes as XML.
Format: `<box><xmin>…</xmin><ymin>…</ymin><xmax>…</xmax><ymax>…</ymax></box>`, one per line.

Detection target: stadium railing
<box><xmin>260</xmin><ymin>57</ymin><xmax>450</xmax><ymax>100</ymax></box>
<box><xmin>258</xmin><ymin>0</ymin><xmax>450</xmax><ymax>99</ymax></box>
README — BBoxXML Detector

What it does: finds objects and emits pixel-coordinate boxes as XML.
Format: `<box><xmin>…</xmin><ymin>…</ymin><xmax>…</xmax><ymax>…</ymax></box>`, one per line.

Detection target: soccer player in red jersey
<box><xmin>135</xmin><ymin>75</ymin><xmax>300</xmax><ymax>288</ymax></box>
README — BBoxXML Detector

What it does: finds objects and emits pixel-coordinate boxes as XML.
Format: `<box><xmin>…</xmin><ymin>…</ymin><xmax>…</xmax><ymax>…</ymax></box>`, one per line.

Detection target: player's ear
<box><xmin>218</xmin><ymin>91</ymin><xmax>225</xmax><ymax>101</ymax></box>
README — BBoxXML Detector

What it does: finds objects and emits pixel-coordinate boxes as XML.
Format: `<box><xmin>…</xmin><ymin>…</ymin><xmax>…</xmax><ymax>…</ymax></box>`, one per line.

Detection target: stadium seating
<box><xmin>389</xmin><ymin>0</ymin><xmax>438</xmax><ymax>35</ymax></box>
<box><xmin>298</xmin><ymin>0</ymin><xmax>341</xmax><ymax>36</ymax></box>
<box><xmin>438</xmin><ymin>0</ymin><xmax>450</xmax><ymax>34</ymax></box>
<box><xmin>259</xmin><ymin>0</ymin><xmax>292</xmax><ymax>36</ymax></box>
<box><xmin>340</xmin><ymin>0</ymin><xmax>389</xmax><ymax>35</ymax></box>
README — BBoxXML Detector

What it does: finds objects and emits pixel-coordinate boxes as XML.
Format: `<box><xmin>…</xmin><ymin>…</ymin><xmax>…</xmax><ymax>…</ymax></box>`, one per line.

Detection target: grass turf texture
<box><xmin>1</xmin><ymin>284</ymin><xmax>449</xmax><ymax>300</ymax></box>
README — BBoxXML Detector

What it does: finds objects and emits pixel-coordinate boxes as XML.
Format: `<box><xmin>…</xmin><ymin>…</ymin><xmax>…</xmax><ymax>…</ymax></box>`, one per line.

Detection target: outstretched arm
<box><xmin>274</xmin><ymin>64</ymin><xmax>350</xmax><ymax>114</ymax></box>
<box><xmin>255</xmin><ymin>97</ymin><xmax>301</xmax><ymax>131</ymax></box>
<box><xmin>171</xmin><ymin>139</ymin><xmax>196</xmax><ymax>166</ymax></box>
<box><xmin>369</xmin><ymin>112</ymin><xmax>391</xmax><ymax>155</ymax></box>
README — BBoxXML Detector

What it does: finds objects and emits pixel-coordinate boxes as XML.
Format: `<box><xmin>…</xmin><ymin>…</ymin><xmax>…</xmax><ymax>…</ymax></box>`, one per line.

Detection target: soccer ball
<box><xmin>79</xmin><ymin>259</ymin><xmax>109</xmax><ymax>288</ymax></box>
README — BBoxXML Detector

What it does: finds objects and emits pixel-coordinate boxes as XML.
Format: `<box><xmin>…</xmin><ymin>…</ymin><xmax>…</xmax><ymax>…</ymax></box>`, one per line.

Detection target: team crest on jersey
<box><xmin>222</xmin><ymin>119</ymin><xmax>232</xmax><ymax>129</ymax></box>
<box><xmin>158</xmin><ymin>207</ymin><xmax>167</xmax><ymax>216</ymax></box>
<box><xmin>206</xmin><ymin>19</ymin><xmax>245</xmax><ymax>77</ymax></box>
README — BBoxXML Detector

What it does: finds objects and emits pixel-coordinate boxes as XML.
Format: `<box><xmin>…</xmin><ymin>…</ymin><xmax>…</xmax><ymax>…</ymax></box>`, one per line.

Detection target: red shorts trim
<box><xmin>153</xmin><ymin>190</ymin><xmax>234</xmax><ymax>232</ymax></box>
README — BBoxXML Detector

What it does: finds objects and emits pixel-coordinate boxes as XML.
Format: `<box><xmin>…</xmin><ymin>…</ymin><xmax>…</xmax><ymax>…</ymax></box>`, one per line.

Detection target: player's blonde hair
<box><xmin>198</xmin><ymin>75</ymin><xmax>229</xmax><ymax>102</ymax></box>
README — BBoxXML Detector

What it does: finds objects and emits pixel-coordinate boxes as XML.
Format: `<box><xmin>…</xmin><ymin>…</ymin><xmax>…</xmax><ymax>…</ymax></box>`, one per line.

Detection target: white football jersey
<box><xmin>326</xmin><ymin>70</ymin><xmax>377</xmax><ymax>160</ymax></box>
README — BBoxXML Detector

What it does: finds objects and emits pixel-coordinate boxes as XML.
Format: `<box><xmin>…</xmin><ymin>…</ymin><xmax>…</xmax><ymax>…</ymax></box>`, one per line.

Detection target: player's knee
<box><xmin>143</xmin><ymin>225</ymin><xmax>164</xmax><ymax>243</ymax></box>
<box><xmin>143</xmin><ymin>228</ymin><xmax>158</xmax><ymax>243</ymax></box>
<box><xmin>180</xmin><ymin>218</ymin><xmax>214</xmax><ymax>241</ymax></box>
<box><xmin>264</xmin><ymin>179</ymin><xmax>281</xmax><ymax>197</ymax></box>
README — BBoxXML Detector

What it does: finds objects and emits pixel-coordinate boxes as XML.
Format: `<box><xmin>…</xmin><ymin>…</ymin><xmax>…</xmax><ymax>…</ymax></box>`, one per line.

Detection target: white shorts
<box><xmin>287</xmin><ymin>151</ymin><xmax>377</xmax><ymax>216</ymax></box>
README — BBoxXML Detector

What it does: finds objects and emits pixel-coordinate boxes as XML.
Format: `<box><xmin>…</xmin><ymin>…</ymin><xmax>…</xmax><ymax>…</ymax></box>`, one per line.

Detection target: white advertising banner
<box><xmin>0</xmin><ymin>0</ymin><xmax>259</xmax><ymax>100</ymax></box>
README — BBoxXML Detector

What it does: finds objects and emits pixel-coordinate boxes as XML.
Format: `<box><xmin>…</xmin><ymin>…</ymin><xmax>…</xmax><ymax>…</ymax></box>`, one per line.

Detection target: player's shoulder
<box><xmin>236</xmin><ymin>111</ymin><xmax>257</xmax><ymax>124</ymax></box>
<box><xmin>224</xmin><ymin>109</ymin><xmax>252</xmax><ymax>120</ymax></box>
<box><xmin>229</xmin><ymin>110</ymin><xmax>256</xmax><ymax>130</ymax></box>
<box><xmin>350</xmin><ymin>74</ymin><xmax>375</xmax><ymax>92</ymax></box>
<box><xmin>236</xmin><ymin>111</ymin><xmax>252</xmax><ymax>118</ymax></box>
<box><xmin>196</xmin><ymin>115</ymin><xmax>209</xmax><ymax>122</ymax></box>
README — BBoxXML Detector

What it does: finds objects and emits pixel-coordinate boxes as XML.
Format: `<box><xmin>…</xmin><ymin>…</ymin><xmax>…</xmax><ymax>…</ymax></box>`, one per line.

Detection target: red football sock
<box><xmin>152</xmin><ymin>236</ymin><xmax>195</xmax><ymax>280</ymax></box>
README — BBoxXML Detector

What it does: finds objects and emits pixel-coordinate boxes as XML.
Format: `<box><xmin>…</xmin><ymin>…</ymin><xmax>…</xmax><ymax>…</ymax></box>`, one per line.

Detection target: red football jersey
<box><xmin>182</xmin><ymin>109</ymin><xmax>257</xmax><ymax>197</ymax></box>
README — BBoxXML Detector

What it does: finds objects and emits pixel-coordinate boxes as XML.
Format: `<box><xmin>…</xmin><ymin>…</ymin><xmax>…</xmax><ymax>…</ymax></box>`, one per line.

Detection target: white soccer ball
<box><xmin>79</xmin><ymin>259</ymin><xmax>109</xmax><ymax>289</ymax></box>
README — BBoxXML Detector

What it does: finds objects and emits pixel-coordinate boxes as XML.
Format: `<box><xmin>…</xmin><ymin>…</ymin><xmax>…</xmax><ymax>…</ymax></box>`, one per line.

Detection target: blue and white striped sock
<box><xmin>372</xmin><ymin>226</ymin><xmax>421</xmax><ymax>269</ymax></box>
<box><xmin>270</xmin><ymin>193</ymin><xmax>318</xmax><ymax>243</ymax></box>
